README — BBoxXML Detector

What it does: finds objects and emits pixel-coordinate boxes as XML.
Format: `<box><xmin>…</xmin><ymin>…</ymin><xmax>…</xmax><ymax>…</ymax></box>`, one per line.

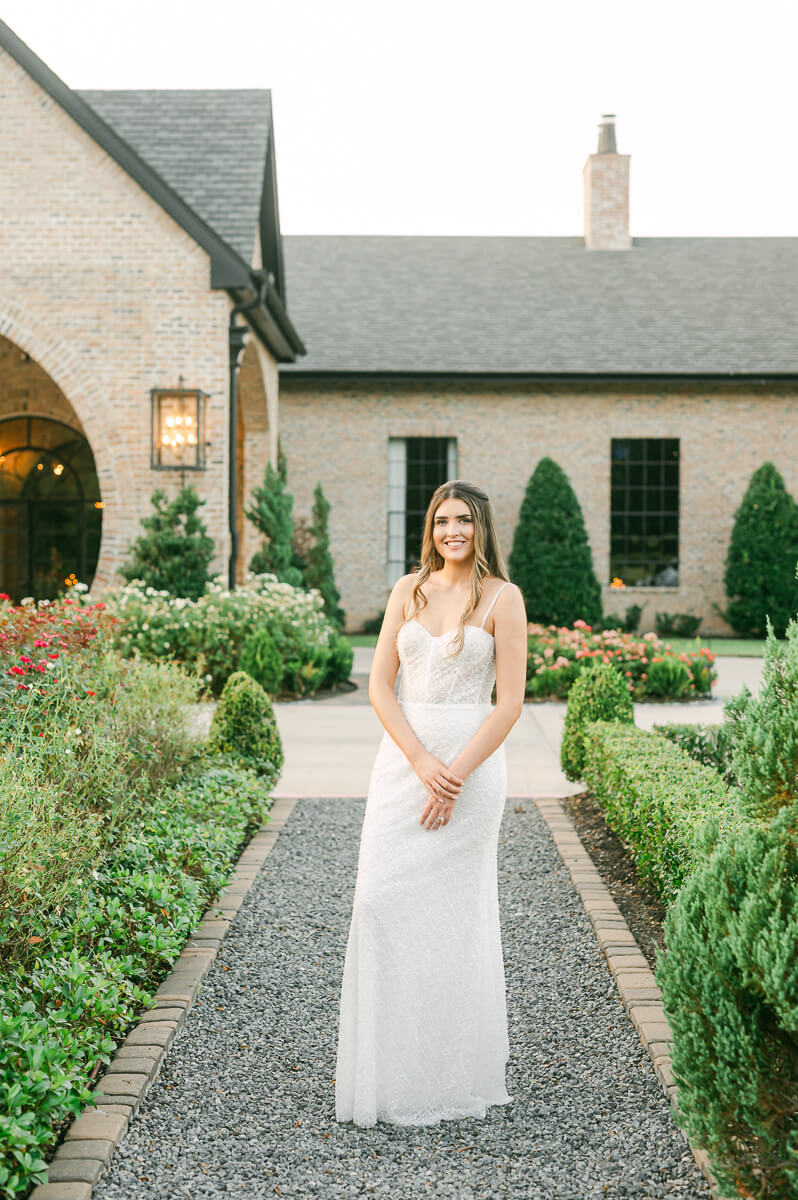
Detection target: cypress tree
<box><xmin>303</xmin><ymin>483</ymin><xmax>345</xmax><ymax>628</ymax></box>
<box><xmin>723</xmin><ymin>462</ymin><xmax>798</xmax><ymax>638</ymax></box>
<box><xmin>119</xmin><ymin>485</ymin><xmax>215</xmax><ymax>600</ymax></box>
<box><xmin>246</xmin><ymin>450</ymin><xmax>304</xmax><ymax>588</ymax></box>
<box><xmin>509</xmin><ymin>457</ymin><xmax>602</xmax><ymax>626</ymax></box>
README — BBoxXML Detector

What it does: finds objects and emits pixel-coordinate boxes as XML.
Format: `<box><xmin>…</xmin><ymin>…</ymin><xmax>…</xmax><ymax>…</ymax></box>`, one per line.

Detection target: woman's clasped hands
<box><xmin>413</xmin><ymin>750</ymin><xmax>463</xmax><ymax>831</ymax></box>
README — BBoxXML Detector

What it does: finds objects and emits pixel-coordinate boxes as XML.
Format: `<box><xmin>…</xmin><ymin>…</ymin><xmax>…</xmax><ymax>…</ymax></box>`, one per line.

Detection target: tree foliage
<box><xmin>509</xmin><ymin>457</ymin><xmax>602</xmax><ymax>626</ymax></box>
<box><xmin>301</xmin><ymin>484</ymin><xmax>344</xmax><ymax>628</ymax></box>
<box><xmin>246</xmin><ymin>447</ymin><xmax>304</xmax><ymax>587</ymax></box>
<box><xmin>119</xmin><ymin>486</ymin><xmax>215</xmax><ymax>601</ymax></box>
<box><xmin>723</xmin><ymin>462</ymin><xmax>798</xmax><ymax>638</ymax></box>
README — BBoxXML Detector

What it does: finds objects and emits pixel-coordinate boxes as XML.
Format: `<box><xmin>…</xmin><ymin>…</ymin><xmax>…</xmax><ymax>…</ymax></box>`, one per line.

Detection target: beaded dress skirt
<box><xmin>335</xmin><ymin>618</ymin><xmax>510</xmax><ymax>1126</ymax></box>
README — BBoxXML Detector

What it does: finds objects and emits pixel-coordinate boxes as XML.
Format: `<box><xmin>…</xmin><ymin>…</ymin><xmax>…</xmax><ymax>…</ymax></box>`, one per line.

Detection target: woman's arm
<box><xmin>447</xmin><ymin>582</ymin><xmax>528</xmax><ymax>780</ymax></box>
<box><xmin>368</xmin><ymin>574</ymin><xmax>464</xmax><ymax>804</ymax></box>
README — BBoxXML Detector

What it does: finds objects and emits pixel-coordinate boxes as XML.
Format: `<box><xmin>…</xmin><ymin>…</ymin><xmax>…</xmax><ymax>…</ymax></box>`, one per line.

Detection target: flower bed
<box><xmin>0</xmin><ymin>594</ymin><xmax>279</xmax><ymax>1198</ymax></box>
<box><xmin>101</xmin><ymin>573</ymin><xmax>353</xmax><ymax>698</ymax></box>
<box><xmin>526</xmin><ymin>619</ymin><xmax>716</xmax><ymax>701</ymax></box>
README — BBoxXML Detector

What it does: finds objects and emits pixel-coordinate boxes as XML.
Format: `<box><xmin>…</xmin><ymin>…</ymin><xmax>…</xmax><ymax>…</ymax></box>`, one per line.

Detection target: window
<box><xmin>610</xmin><ymin>438</ymin><xmax>679</xmax><ymax>586</ymax></box>
<box><xmin>387</xmin><ymin>437</ymin><xmax>457</xmax><ymax>584</ymax></box>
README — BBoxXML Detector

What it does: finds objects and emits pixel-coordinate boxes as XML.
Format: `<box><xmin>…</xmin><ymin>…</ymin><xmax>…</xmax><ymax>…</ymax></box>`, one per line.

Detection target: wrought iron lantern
<box><xmin>151</xmin><ymin>388</ymin><xmax>208</xmax><ymax>470</ymax></box>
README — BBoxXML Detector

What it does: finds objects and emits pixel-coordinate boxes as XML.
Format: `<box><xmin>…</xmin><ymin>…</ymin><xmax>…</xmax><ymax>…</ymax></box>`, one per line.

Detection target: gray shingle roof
<box><xmin>280</xmin><ymin>235</ymin><xmax>798</xmax><ymax>375</ymax></box>
<box><xmin>79</xmin><ymin>89</ymin><xmax>271</xmax><ymax>263</ymax></box>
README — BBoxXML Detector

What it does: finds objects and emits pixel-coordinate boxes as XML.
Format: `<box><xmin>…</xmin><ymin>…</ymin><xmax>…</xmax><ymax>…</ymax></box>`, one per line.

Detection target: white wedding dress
<box><xmin>335</xmin><ymin>585</ymin><xmax>512</xmax><ymax>1127</ymax></box>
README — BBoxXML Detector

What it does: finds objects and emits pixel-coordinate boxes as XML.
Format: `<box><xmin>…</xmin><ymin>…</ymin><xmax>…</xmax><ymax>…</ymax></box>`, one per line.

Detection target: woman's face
<box><xmin>432</xmin><ymin>498</ymin><xmax>475</xmax><ymax>566</ymax></box>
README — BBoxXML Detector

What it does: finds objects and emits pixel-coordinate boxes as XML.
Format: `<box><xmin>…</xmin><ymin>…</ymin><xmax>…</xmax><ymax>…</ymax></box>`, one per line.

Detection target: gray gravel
<box><xmin>94</xmin><ymin>799</ymin><xmax>710</xmax><ymax>1200</ymax></box>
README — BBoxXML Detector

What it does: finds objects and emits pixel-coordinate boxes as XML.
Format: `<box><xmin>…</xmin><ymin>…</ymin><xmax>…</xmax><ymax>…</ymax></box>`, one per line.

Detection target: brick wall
<box><xmin>0</xmin><ymin>47</ymin><xmax>276</xmax><ymax>592</ymax></box>
<box><xmin>279</xmin><ymin>375</ymin><xmax>798</xmax><ymax>634</ymax></box>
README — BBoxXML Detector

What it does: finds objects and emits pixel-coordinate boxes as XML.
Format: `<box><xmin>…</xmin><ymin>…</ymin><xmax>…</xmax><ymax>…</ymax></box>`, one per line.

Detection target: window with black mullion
<box><xmin>610</xmin><ymin>438</ymin><xmax>679</xmax><ymax>585</ymax></box>
<box><xmin>404</xmin><ymin>437</ymin><xmax>450</xmax><ymax>572</ymax></box>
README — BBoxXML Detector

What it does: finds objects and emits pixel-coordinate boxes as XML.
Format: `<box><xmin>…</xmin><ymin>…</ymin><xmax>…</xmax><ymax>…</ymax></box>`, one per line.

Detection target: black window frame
<box><xmin>610</xmin><ymin>437</ymin><xmax>679</xmax><ymax>587</ymax></box>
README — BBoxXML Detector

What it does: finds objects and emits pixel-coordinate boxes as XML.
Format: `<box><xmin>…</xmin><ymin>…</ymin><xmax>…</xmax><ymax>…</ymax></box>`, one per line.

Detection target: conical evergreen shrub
<box><xmin>302</xmin><ymin>484</ymin><xmax>345</xmax><ymax>628</ymax></box>
<box><xmin>723</xmin><ymin>462</ymin><xmax>798</xmax><ymax>638</ymax></box>
<box><xmin>119</xmin><ymin>486</ymin><xmax>215</xmax><ymax>600</ymax></box>
<box><xmin>656</xmin><ymin>805</ymin><xmax>798</xmax><ymax>1200</ymax></box>
<box><xmin>509</xmin><ymin>457</ymin><xmax>602</xmax><ymax>626</ymax></box>
<box><xmin>246</xmin><ymin>445</ymin><xmax>304</xmax><ymax>588</ymax></box>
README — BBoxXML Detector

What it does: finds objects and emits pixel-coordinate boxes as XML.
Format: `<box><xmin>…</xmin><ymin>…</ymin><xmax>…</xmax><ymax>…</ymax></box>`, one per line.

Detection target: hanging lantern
<box><xmin>151</xmin><ymin>388</ymin><xmax>208</xmax><ymax>470</ymax></box>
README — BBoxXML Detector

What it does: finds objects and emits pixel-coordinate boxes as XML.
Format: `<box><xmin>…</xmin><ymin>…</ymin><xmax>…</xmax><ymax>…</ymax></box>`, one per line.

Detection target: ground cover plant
<box><xmin>102</xmin><ymin>573</ymin><xmax>353</xmax><ymax>698</ymax></box>
<box><xmin>0</xmin><ymin>593</ymin><xmax>279</xmax><ymax>1198</ymax></box>
<box><xmin>526</xmin><ymin>619</ymin><xmax>716</xmax><ymax>701</ymax></box>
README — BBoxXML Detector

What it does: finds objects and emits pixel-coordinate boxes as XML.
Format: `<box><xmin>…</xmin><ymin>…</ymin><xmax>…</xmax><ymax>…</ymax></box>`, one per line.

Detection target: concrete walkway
<box><xmin>273</xmin><ymin>653</ymin><xmax>763</xmax><ymax>800</ymax></box>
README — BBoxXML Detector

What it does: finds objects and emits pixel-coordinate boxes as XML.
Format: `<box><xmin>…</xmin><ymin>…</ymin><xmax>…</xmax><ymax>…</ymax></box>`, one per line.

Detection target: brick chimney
<box><xmin>583</xmin><ymin>114</ymin><xmax>631</xmax><ymax>250</ymax></box>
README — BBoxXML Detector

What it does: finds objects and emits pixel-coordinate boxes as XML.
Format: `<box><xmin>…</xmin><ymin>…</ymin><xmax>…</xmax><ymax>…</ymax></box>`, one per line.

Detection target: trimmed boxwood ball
<box><xmin>208</xmin><ymin>670</ymin><xmax>284</xmax><ymax>777</ymax></box>
<box><xmin>560</xmin><ymin>661</ymin><xmax>633</xmax><ymax>781</ymax></box>
<box><xmin>509</xmin><ymin>457</ymin><xmax>602</xmax><ymax>627</ymax></box>
<box><xmin>656</xmin><ymin>804</ymin><xmax>798</xmax><ymax>1200</ymax></box>
<box><xmin>240</xmin><ymin>628</ymin><xmax>283</xmax><ymax>696</ymax></box>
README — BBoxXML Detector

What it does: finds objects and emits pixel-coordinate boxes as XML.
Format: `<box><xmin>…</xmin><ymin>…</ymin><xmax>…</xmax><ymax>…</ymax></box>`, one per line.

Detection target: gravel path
<box><xmin>94</xmin><ymin>799</ymin><xmax>710</xmax><ymax>1200</ymax></box>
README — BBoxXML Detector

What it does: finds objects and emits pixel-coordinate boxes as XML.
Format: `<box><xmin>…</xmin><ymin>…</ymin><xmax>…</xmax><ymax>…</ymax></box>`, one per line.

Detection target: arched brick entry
<box><xmin>0</xmin><ymin>298</ymin><xmax>136</xmax><ymax>591</ymax></box>
<box><xmin>236</xmin><ymin>337</ymin><xmax>273</xmax><ymax>582</ymax></box>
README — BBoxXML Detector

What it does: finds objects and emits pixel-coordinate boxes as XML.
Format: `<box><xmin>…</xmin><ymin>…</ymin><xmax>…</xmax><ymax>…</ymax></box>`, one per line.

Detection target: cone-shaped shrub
<box><xmin>560</xmin><ymin>661</ymin><xmax>633</xmax><ymax>781</ymax></box>
<box><xmin>246</xmin><ymin>448</ymin><xmax>304</xmax><ymax>588</ymax></box>
<box><xmin>303</xmin><ymin>483</ymin><xmax>345</xmax><ymax>628</ymax></box>
<box><xmin>723</xmin><ymin>462</ymin><xmax>798</xmax><ymax>637</ymax></box>
<box><xmin>656</xmin><ymin>805</ymin><xmax>798</xmax><ymax>1200</ymax></box>
<box><xmin>119</xmin><ymin>486</ymin><xmax>215</xmax><ymax>600</ymax></box>
<box><xmin>208</xmin><ymin>670</ymin><xmax>283</xmax><ymax>777</ymax></box>
<box><xmin>723</xmin><ymin>615</ymin><xmax>798</xmax><ymax>822</ymax></box>
<box><xmin>509</xmin><ymin>457</ymin><xmax>602</xmax><ymax>626</ymax></box>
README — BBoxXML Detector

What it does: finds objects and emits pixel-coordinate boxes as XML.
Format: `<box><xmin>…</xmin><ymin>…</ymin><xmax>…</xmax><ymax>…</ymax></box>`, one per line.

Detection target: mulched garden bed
<box><xmin>559</xmin><ymin>790</ymin><xmax>667</xmax><ymax>973</ymax></box>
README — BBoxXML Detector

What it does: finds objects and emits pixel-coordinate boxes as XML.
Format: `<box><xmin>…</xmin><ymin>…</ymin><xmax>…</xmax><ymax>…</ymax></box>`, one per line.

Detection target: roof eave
<box><xmin>229</xmin><ymin>278</ymin><xmax>305</xmax><ymax>362</ymax></box>
<box><xmin>278</xmin><ymin>368</ymin><xmax>798</xmax><ymax>383</ymax></box>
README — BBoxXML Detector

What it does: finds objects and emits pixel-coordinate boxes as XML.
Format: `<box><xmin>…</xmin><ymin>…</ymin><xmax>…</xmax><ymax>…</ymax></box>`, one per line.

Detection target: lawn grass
<box><xmin>344</xmin><ymin>632</ymin><xmax>768</xmax><ymax>656</ymax></box>
<box><xmin>662</xmin><ymin>636</ymin><xmax>767</xmax><ymax>657</ymax></box>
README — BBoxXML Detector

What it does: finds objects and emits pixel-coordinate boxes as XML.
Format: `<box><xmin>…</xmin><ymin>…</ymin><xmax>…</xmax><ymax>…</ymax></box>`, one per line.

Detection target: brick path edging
<box><xmin>533</xmin><ymin>795</ymin><xmax>729</xmax><ymax>1200</ymax></box>
<box><xmin>29</xmin><ymin>796</ymin><xmax>298</xmax><ymax>1200</ymax></box>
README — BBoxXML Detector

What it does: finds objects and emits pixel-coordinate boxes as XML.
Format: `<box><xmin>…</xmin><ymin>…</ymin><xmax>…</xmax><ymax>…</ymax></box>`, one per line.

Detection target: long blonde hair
<box><xmin>405</xmin><ymin>480</ymin><xmax>509</xmax><ymax>655</ymax></box>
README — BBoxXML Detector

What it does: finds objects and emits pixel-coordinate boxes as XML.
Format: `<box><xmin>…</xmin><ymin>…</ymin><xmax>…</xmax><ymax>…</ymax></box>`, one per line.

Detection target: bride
<box><xmin>335</xmin><ymin>480</ymin><xmax>528</xmax><ymax>1127</ymax></box>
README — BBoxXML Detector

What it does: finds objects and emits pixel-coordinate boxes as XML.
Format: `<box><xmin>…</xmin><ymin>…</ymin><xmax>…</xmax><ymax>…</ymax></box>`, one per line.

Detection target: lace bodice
<box><xmin>396</xmin><ymin>621</ymin><xmax>497</xmax><ymax>706</ymax></box>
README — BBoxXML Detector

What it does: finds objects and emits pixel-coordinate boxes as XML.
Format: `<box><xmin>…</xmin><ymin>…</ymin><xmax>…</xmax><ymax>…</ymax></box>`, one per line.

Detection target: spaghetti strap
<box><xmin>480</xmin><ymin>581</ymin><xmax>511</xmax><ymax>629</ymax></box>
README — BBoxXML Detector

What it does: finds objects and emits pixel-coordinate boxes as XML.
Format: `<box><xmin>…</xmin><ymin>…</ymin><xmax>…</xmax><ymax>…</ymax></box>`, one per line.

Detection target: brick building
<box><xmin>0</xmin><ymin>20</ymin><xmax>303</xmax><ymax>600</ymax></box>
<box><xmin>2</xmin><ymin>16</ymin><xmax>797</xmax><ymax>633</ymax></box>
<box><xmin>279</xmin><ymin>119</ymin><xmax>798</xmax><ymax>632</ymax></box>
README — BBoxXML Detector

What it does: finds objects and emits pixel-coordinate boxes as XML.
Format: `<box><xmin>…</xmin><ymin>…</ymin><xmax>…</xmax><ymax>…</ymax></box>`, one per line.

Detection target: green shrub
<box><xmin>601</xmin><ymin>603</ymin><xmax>643</xmax><ymax>633</ymax></box>
<box><xmin>560</xmin><ymin>662</ymin><xmax>633</xmax><ymax>780</ymax></box>
<box><xmin>656</xmin><ymin>804</ymin><xmax>798</xmax><ymax>1200</ymax></box>
<box><xmin>654</xmin><ymin>722</ymin><xmax>736</xmax><ymax>785</ymax></box>
<box><xmin>582</xmin><ymin>723</ymin><xmax>743</xmax><ymax>905</ymax></box>
<box><xmin>0</xmin><ymin>757</ymin><xmax>271</xmax><ymax>1198</ymax></box>
<box><xmin>105</xmin><ymin>574</ymin><xmax>343</xmax><ymax>699</ymax></box>
<box><xmin>654</xmin><ymin>611</ymin><xmax>703</xmax><ymax>638</ymax></box>
<box><xmin>645</xmin><ymin>656</ymin><xmax>692</xmax><ymax>699</ymax></box>
<box><xmin>208</xmin><ymin>670</ymin><xmax>283</xmax><ymax>777</ymax></box>
<box><xmin>246</xmin><ymin>447</ymin><xmax>304</xmax><ymax>588</ymax></box>
<box><xmin>724</xmin><ymin>616</ymin><xmax>798</xmax><ymax>822</ymax></box>
<box><xmin>240</xmin><ymin>627</ymin><xmax>283</xmax><ymax>695</ymax></box>
<box><xmin>302</xmin><ymin>483</ymin><xmax>345</xmax><ymax>628</ymax></box>
<box><xmin>323</xmin><ymin>635</ymin><xmax>354</xmax><ymax>690</ymax></box>
<box><xmin>723</xmin><ymin>462</ymin><xmax>798</xmax><ymax>638</ymax></box>
<box><xmin>509</xmin><ymin>457</ymin><xmax>602</xmax><ymax>627</ymax></box>
<box><xmin>119</xmin><ymin>486</ymin><xmax>216</xmax><ymax>601</ymax></box>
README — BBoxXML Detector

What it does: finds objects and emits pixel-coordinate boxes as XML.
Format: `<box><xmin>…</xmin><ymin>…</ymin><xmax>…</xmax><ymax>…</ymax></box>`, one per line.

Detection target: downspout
<box><xmin>228</xmin><ymin>271</ymin><xmax>269</xmax><ymax>590</ymax></box>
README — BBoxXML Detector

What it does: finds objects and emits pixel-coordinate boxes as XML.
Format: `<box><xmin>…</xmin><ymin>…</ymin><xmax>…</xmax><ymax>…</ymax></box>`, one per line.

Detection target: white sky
<box><xmin>2</xmin><ymin>0</ymin><xmax>797</xmax><ymax>237</ymax></box>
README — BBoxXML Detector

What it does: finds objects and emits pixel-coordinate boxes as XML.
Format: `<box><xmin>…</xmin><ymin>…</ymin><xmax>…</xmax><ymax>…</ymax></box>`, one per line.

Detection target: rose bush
<box><xmin>526</xmin><ymin>619</ymin><xmax>716</xmax><ymax>701</ymax></box>
<box><xmin>99</xmin><ymin>573</ymin><xmax>352</xmax><ymax>697</ymax></box>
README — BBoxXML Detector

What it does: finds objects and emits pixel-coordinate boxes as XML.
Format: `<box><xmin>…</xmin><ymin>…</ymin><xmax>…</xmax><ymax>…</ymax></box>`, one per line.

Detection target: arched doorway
<box><xmin>0</xmin><ymin>416</ymin><xmax>103</xmax><ymax>600</ymax></box>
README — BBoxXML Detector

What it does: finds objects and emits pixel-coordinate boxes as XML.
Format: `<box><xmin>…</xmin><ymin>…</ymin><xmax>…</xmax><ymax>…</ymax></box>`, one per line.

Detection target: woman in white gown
<box><xmin>335</xmin><ymin>480</ymin><xmax>528</xmax><ymax>1127</ymax></box>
